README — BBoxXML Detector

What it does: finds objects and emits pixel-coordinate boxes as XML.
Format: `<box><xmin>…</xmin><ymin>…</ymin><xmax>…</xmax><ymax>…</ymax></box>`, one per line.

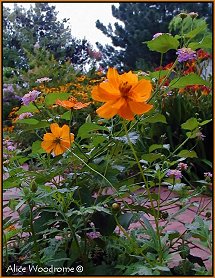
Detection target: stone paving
<box><xmin>3</xmin><ymin>186</ymin><xmax>212</xmax><ymax>271</ymax></box>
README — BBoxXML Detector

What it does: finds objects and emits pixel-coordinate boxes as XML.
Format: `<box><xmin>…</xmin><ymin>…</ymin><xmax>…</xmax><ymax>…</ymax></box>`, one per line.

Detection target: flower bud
<box><xmin>189</xmin><ymin>12</ymin><xmax>198</xmax><ymax>19</ymax></box>
<box><xmin>178</xmin><ymin>12</ymin><xmax>188</xmax><ymax>19</ymax></box>
<box><xmin>30</xmin><ymin>180</ymin><xmax>38</xmax><ymax>193</ymax></box>
<box><xmin>112</xmin><ymin>203</ymin><xmax>121</xmax><ymax>212</ymax></box>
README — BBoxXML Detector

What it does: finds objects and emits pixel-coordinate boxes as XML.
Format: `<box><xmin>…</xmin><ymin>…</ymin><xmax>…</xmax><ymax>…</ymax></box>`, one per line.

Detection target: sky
<box><xmin>3</xmin><ymin>2</ymin><xmax>120</xmax><ymax>48</ymax></box>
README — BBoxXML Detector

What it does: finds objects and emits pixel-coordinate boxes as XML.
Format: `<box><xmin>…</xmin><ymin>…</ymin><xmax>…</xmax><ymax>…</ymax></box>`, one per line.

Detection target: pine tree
<box><xmin>96</xmin><ymin>2</ymin><xmax>212</xmax><ymax>71</ymax></box>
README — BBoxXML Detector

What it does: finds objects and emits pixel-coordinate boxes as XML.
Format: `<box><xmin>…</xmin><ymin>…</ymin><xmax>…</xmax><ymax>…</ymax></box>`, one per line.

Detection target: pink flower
<box><xmin>36</xmin><ymin>77</ymin><xmax>52</xmax><ymax>83</ymax></box>
<box><xmin>86</xmin><ymin>231</ymin><xmax>101</xmax><ymax>239</ymax></box>
<box><xmin>166</xmin><ymin>169</ymin><xmax>182</xmax><ymax>179</ymax></box>
<box><xmin>177</xmin><ymin>163</ymin><xmax>188</xmax><ymax>171</ymax></box>
<box><xmin>18</xmin><ymin>112</ymin><xmax>33</xmax><ymax>120</ymax></box>
<box><xmin>22</xmin><ymin>90</ymin><xmax>40</xmax><ymax>106</ymax></box>
<box><xmin>204</xmin><ymin>172</ymin><xmax>212</xmax><ymax>178</ymax></box>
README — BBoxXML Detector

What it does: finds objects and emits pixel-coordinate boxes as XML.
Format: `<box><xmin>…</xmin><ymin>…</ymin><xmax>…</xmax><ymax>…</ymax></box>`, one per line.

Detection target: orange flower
<box><xmin>41</xmin><ymin>123</ymin><xmax>74</xmax><ymax>156</ymax></box>
<box><xmin>92</xmin><ymin>68</ymin><xmax>153</xmax><ymax>120</ymax></box>
<box><xmin>56</xmin><ymin>99</ymin><xmax>91</xmax><ymax>110</ymax></box>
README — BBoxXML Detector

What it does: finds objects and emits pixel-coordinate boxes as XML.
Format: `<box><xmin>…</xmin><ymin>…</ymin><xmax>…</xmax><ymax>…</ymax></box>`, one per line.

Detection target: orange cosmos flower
<box><xmin>41</xmin><ymin>123</ymin><xmax>74</xmax><ymax>156</ymax></box>
<box><xmin>92</xmin><ymin>68</ymin><xmax>153</xmax><ymax>120</ymax></box>
<box><xmin>56</xmin><ymin>99</ymin><xmax>91</xmax><ymax>110</ymax></box>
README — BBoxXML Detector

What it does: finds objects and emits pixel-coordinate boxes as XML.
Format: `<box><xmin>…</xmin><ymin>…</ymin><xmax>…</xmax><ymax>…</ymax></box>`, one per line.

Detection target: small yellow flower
<box><xmin>41</xmin><ymin>123</ymin><xmax>74</xmax><ymax>156</ymax></box>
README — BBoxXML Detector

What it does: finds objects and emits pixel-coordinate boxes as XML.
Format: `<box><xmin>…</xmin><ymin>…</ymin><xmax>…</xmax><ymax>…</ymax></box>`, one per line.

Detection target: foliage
<box><xmin>3</xmin><ymin>11</ymin><xmax>212</xmax><ymax>276</ymax></box>
<box><xmin>96</xmin><ymin>2</ymin><xmax>212</xmax><ymax>70</ymax></box>
<box><xmin>3</xmin><ymin>3</ymin><xmax>95</xmax><ymax>71</ymax></box>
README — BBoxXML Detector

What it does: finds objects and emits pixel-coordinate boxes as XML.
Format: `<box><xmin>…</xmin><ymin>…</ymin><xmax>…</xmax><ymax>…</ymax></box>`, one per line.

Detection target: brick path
<box><xmin>3</xmin><ymin>186</ymin><xmax>212</xmax><ymax>271</ymax></box>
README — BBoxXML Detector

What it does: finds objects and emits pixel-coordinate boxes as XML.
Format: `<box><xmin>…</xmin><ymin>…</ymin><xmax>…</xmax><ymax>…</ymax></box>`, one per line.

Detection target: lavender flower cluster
<box><xmin>3</xmin><ymin>84</ymin><xmax>22</xmax><ymax>104</ymax></box>
<box><xmin>21</xmin><ymin>90</ymin><xmax>41</xmax><ymax>106</ymax></box>
<box><xmin>176</xmin><ymin>47</ymin><xmax>197</xmax><ymax>63</ymax></box>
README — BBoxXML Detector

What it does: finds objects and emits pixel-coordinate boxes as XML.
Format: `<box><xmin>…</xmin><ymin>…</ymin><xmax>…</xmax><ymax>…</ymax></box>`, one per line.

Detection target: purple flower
<box><xmin>22</xmin><ymin>90</ymin><xmax>40</xmax><ymax>106</ymax></box>
<box><xmin>177</xmin><ymin>163</ymin><xmax>188</xmax><ymax>171</ymax></box>
<box><xmin>86</xmin><ymin>231</ymin><xmax>101</xmax><ymax>239</ymax></box>
<box><xmin>18</xmin><ymin>112</ymin><xmax>33</xmax><ymax>120</ymax></box>
<box><xmin>166</xmin><ymin>169</ymin><xmax>182</xmax><ymax>179</ymax></box>
<box><xmin>176</xmin><ymin>47</ymin><xmax>197</xmax><ymax>62</ymax></box>
<box><xmin>196</xmin><ymin>131</ymin><xmax>206</xmax><ymax>141</ymax></box>
<box><xmin>204</xmin><ymin>172</ymin><xmax>212</xmax><ymax>178</ymax></box>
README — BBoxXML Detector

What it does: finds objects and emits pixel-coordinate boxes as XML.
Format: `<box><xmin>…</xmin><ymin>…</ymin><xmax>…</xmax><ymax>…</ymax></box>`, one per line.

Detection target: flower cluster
<box><xmin>176</xmin><ymin>48</ymin><xmax>197</xmax><ymax>63</ymax></box>
<box><xmin>36</xmin><ymin>77</ymin><xmax>52</xmax><ymax>83</ymax></box>
<box><xmin>22</xmin><ymin>90</ymin><xmax>41</xmax><ymax>106</ymax></box>
<box><xmin>18</xmin><ymin>112</ymin><xmax>33</xmax><ymax>120</ymax></box>
<box><xmin>3</xmin><ymin>84</ymin><xmax>22</xmax><ymax>104</ymax></box>
<box><xmin>204</xmin><ymin>172</ymin><xmax>212</xmax><ymax>178</ymax></box>
<box><xmin>177</xmin><ymin>163</ymin><xmax>188</xmax><ymax>171</ymax></box>
<box><xmin>166</xmin><ymin>169</ymin><xmax>182</xmax><ymax>179</ymax></box>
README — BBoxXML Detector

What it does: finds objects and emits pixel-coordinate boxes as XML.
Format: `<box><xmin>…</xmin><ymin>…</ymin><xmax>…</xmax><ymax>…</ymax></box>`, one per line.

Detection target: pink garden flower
<box><xmin>36</xmin><ymin>77</ymin><xmax>52</xmax><ymax>83</ymax></box>
<box><xmin>22</xmin><ymin>90</ymin><xmax>40</xmax><ymax>106</ymax></box>
<box><xmin>18</xmin><ymin>112</ymin><xmax>33</xmax><ymax>120</ymax></box>
<box><xmin>177</xmin><ymin>163</ymin><xmax>188</xmax><ymax>171</ymax></box>
<box><xmin>166</xmin><ymin>169</ymin><xmax>182</xmax><ymax>179</ymax></box>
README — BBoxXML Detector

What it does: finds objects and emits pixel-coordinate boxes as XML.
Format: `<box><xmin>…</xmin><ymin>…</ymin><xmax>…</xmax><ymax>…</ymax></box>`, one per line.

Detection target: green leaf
<box><xmin>45</xmin><ymin>92</ymin><xmax>69</xmax><ymax>106</ymax></box>
<box><xmin>181</xmin><ymin>118</ymin><xmax>199</xmax><ymax>130</ymax></box>
<box><xmin>145</xmin><ymin>113</ymin><xmax>167</xmax><ymax>124</ymax></box>
<box><xmin>149</xmin><ymin>144</ymin><xmax>170</xmax><ymax>153</ymax></box>
<box><xmin>3</xmin><ymin>176</ymin><xmax>22</xmax><ymax>189</ymax></box>
<box><xmin>141</xmin><ymin>153</ymin><xmax>162</xmax><ymax>163</ymax></box>
<box><xmin>118</xmin><ymin>213</ymin><xmax>133</xmax><ymax>230</ymax></box>
<box><xmin>61</xmin><ymin>111</ymin><xmax>71</xmax><ymax>120</ymax></box>
<box><xmin>188</xmin><ymin>36</ymin><xmax>212</xmax><ymax>51</ymax></box>
<box><xmin>185</xmin><ymin>21</ymin><xmax>207</xmax><ymax>39</ymax></box>
<box><xmin>178</xmin><ymin>149</ymin><xmax>197</xmax><ymax>158</ymax></box>
<box><xmin>169</xmin><ymin>73</ymin><xmax>211</xmax><ymax>88</ymax></box>
<box><xmin>200</xmin><ymin>119</ymin><xmax>212</xmax><ymax>126</ymax></box>
<box><xmin>31</xmin><ymin>140</ymin><xmax>46</xmax><ymax>154</ymax></box>
<box><xmin>25</xmin><ymin>121</ymin><xmax>50</xmax><ymax>130</ymax></box>
<box><xmin>77</xmin><ymin>123</ymin><xmax>109</xmax><ymax>139</ymax></box>
<box><xmin>149</xmin><ymin>70</ymin><xmax>170</xmax><ymax>79</ymax></box>
<box><xmin>17</xmin><ymin>103</ymin><xmax>39</xmax><ymax>114</ymax></box>
<box><xmin>16</xmin><ymin>118</ymin><xmax>39</xmax><ymax>125</ymax></box>
<box><xmin>146</xmin><ymin>34</ymin><xmax>179</xmax><ymax>53</ymax></box>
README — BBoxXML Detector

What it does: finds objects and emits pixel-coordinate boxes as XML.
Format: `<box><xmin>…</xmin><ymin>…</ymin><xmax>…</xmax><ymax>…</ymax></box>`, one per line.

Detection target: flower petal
<box><xmin>128</xmin><ymin>101</ymin><xmax>153</xmax><ymax>115</ymax></box>
<box><xmin>50</xmin><ymin>123</ymin><xmax>61</xmax><ymax>137</ymax></box>
<box><xmin>92</xmin><ymin>83</ymin><xmax>120</xmax><ymax>102</ymax></box>
<box><xmin>60</xmin><ymin>125</ymin><xmax>70</xmax><ymax>139</ymax></box>
<box><xmin>43</xmin><ymin>133</ymin><xmax>55</xmax><ymax>141</ymax></box>
<box><xmin>111</xmin><ymin>97</ymin><xmax>126</xmax><ymax>110</ymax></box>
<box><xmin>118</xmin><ymin>102</ymin><xmax>134</xmax><ymax>120</ymax></box>
<box><xmin>41</xmin><ymin>141</ymin><xmax>54</xmax><ymax>153</ymax></box>
<box><xmin>129</xmin><ymin>79</ymin><xmax>152</xmax><ymax>102</ymax></box>
<box><xmin>107</xmin><ymin>68</ymin><xmax>120</xmax><ymax>88</ymax></box>
<box><xmin>96</xmin><ymin>101</ymin><xmax>119</xmax><ymax>119</ymax></box>
<box><xmin>53</xmin><ymin>143</ymin><xmax>65</xmax><ymax>156</ymax></box>
<box><xmin>120</xmin><ymin>71</ymin><xmax>138</xmax><ymax>85</ymax></box>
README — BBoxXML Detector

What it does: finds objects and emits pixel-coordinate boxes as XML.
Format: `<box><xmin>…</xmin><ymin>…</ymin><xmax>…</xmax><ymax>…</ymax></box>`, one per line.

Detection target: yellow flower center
<box><xmin>119</xmin><ymin>81</ymin><xmax>132</xmax><ymax>98</ymax></box>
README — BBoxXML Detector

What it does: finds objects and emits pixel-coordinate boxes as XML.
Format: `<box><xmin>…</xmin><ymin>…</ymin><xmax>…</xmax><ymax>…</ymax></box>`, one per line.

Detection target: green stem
<box><xmin>167</xmin><ymin>136</ymin><xmax>190</xmax><ymax>158</ymax></box>
<box><xmin>3</xmin><ymin>233</ymin><xmax>9</xmax><ymax>268</ymax></box>
<box><xmin>29</xmin><ymin>203</ymin><xmax>41</xmax><ymax>266</ymax></box>
<box><xmin>122</xmin><ymin>119</ymin><xmax>163</xmax><ymax>262</ymax></box>
<box><xmin>149</xmin><ymin>59</ymin><xmax>178</xmax><ymax>102</ymax></box>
